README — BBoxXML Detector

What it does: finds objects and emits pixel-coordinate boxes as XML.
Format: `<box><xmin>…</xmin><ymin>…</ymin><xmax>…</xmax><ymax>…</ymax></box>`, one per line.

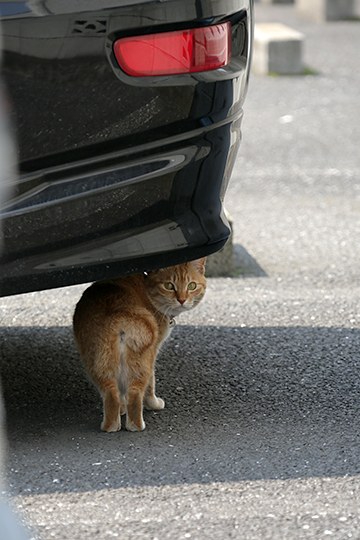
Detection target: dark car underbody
<box><xmin>0</xmin><ymin>0</ymin><xmax>253</xmax><ymax>297</ymax></box>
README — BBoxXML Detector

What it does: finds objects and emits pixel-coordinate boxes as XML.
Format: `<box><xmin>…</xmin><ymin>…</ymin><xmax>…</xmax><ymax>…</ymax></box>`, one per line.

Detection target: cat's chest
<box><xmin>158</xmin><ymin>317</ymin><xmax>175</xmax><ymax>347</ymax></box>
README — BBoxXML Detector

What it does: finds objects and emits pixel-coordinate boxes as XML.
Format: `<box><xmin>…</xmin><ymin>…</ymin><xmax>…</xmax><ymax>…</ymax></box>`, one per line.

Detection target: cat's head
<box><xmin>145</xmin><ymin>258</ymin><xmax>206</xmax><ymax>318</ymax></box>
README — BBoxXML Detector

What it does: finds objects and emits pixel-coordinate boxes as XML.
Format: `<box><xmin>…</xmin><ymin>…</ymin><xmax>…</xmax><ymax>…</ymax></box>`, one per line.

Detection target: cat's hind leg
<box><xmin>125</xmin><ymin>349</ymin><xmax>158</xmax><ymax>432</ymax></box>
<box><xmin>126</xmin><ymin>383</ymin><xmax>146</xmax><ymax>432</ymax></box>
<box><xmin>91</xmin><ymin>340</ymin><xmax>122</xmax><ymax>432</ymax></box>
<box><xmin>99</xmin><ymin>378</ymin><xmax>122</xmax><ymax>432</ymax></box>
<box><xmin>121</xmin><ymin>312</ymin><xmax>159</xmax><ymax>431</ymax></box>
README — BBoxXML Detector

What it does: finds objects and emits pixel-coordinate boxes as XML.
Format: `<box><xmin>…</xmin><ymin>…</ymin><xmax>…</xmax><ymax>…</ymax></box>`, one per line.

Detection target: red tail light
<box><xmin>113</xmin><ymin>23</ymin><xmax>231</xmax><ymax>77</ymax></box>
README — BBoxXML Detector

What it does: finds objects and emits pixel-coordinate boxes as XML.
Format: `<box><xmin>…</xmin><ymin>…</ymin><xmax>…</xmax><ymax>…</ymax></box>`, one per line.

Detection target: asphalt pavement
<box><xmin>1</xmin><ymin>4</ymin><xmax>360</xmax><ymax>539</ymax></box>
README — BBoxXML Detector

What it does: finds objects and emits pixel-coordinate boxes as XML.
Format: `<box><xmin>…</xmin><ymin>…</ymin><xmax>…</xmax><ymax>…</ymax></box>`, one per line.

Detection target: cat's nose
<box><xmin>177</xmin><ymin>298</ymin><xmax>186</xmax><ymax>305</ymax></box>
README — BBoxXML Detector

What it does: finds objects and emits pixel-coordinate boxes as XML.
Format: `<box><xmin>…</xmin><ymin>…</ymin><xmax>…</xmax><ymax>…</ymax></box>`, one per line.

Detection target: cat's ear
<box><xmin>191</xmin><ymin>257</ymin><xmax>206</xmax><ymax>275</ymax></box>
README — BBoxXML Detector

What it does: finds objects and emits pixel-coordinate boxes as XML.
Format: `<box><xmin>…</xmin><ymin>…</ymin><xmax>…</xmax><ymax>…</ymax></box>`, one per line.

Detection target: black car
<box><xmin>0</xmin><ymin>0</ymin><xmax>253</xmax><ymax>297</ymax></box>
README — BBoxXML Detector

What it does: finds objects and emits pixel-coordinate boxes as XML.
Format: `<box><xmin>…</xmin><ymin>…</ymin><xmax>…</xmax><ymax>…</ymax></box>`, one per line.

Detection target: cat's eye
<box><xmin>164</xmin><ymin>282</ymin><xmax>175</xmax><ymax>291</ymax></box>
<box><xmin>187</xmin><ymin>282</ymin><xmax>197</xmax><ymax>291</ymax></box>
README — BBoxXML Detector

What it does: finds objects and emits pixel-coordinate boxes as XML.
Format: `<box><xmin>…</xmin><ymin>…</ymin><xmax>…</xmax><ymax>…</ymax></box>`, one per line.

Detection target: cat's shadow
<box><xmin>1</xmin><ymin>324</ymin><xmax>359</xmax><ymax>493</ymax></box>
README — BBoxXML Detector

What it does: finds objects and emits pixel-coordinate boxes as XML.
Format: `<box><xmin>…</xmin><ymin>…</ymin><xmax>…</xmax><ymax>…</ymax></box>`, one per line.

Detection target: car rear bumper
<box><xmin>0</xmin><ymin>0</ymin><xmax>253</xmax><ymax>296</ymax></box>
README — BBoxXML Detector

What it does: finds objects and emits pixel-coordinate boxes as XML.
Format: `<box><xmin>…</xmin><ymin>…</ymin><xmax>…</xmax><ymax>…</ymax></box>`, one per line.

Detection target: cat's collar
<box><xmin>169</xmin><ymin>317</ymin><xmax>176</xmax><ymax>327</ymax></box>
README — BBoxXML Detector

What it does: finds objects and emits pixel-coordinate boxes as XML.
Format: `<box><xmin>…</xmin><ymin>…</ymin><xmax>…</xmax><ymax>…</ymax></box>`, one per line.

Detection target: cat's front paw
<box><xmin>126</xmin><ymin>417</ymin><xmax>146</xmax><ymax>432</ymax></box>
<box><xmin>144</xmin><ymin>396</ymin><xmax>165</xmax><ymax>411</ymax></box>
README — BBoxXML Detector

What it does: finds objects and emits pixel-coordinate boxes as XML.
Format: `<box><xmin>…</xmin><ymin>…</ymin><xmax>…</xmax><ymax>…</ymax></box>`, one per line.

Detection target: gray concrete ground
<box><xmin>0</xmin><ymin>4</ymin><xmax>360</xmax><ymax>539</ymax></box>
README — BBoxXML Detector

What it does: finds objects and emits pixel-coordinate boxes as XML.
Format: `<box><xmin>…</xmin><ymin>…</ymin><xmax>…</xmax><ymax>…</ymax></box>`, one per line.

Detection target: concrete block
<box><xmin>296</xmin><ymin>0</ymin><xmax>354</xmax><ymax>21</ymax></box>
<box><xmin>206</xmin><ymin>212</ymin><xmax>267</xmax><ymax>277</ymax></box>
<box><xmin>206</xmin><ymin>211</ymin><xmax>234</xmax><ymax>277</ymax></box>
<box><xmin>259</xmin><ymin>0</ymin><xmax>294</xmax><ymax>4</ymax></box>
<box><xmin>253</xmin><ymin>23</ymin><xmax>304</xmax><ymax>75</ymax></box>
<box><xmin>354</xmin><ymin>0</ymin><xmax>360</xmax><ymax>16</ymax></box>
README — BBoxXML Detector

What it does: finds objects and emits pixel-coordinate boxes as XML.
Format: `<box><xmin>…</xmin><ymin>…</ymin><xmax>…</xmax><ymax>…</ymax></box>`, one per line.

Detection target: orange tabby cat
<box><xmin>73</xmin><ymin>259</ymin><xmax>206</xmax><ymax>432</ymax></box>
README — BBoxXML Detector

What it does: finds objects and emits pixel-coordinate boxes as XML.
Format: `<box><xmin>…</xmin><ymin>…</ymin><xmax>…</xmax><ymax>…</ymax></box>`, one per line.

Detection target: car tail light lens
<box><xmin>113</xmin><ymin>22</ymin><xmax>231</xmax><ymax>77</ymax></box>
